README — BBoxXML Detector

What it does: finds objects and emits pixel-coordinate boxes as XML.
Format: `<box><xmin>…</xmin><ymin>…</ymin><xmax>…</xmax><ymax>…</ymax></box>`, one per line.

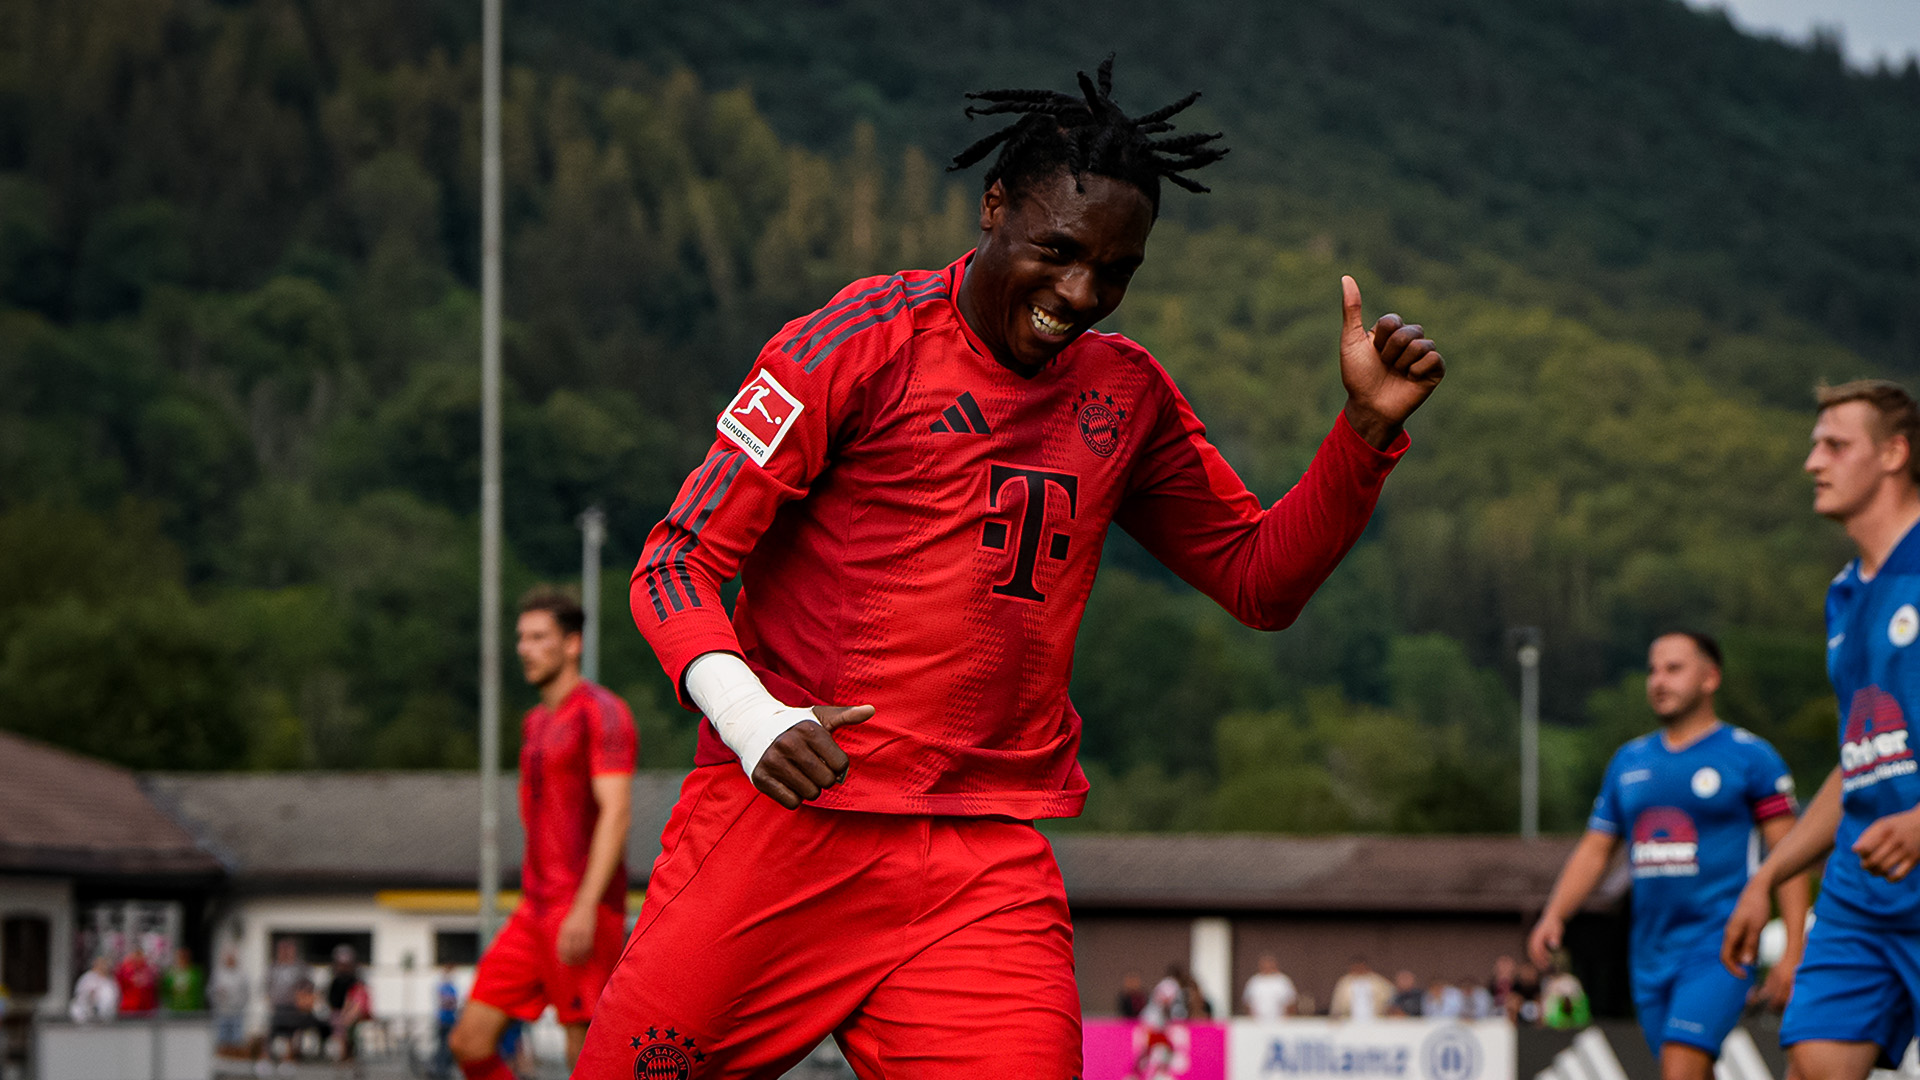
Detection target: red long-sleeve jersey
<box><xmin>518</xmin><ymin>681</ymin><xmax>635</xmax><ymax>911</ymax></box>
<box><xmin>632</xmin><ymin>254</ymin><xmax>1406</xmax><ymax>817</ymax></box>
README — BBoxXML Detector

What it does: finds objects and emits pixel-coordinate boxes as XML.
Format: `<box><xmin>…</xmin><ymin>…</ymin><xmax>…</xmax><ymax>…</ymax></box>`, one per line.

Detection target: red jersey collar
<box><xmin>941</xmin><ymin>251</ymin><xmax>1072</xmax><ymax>381</ymax></box>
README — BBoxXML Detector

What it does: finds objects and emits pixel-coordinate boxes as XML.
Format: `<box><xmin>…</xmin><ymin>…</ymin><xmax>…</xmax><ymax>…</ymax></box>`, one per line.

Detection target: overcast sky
<box><xmin>1682</xmin><ymin>0</ymin><xmax>1920</xmax><ymax>70</ymax></box>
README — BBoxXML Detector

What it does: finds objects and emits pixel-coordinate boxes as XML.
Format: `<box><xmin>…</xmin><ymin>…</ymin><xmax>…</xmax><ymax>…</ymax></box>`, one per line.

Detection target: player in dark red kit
<box><xmin>579</xmin><ymin>58</ymin><xmax>1445</xmax><ymax>1078</ymax></box>
<box><xmin>449</xmin><ymin>588</ymin><xmax>635</xmax><ymax>1076</ymax></box>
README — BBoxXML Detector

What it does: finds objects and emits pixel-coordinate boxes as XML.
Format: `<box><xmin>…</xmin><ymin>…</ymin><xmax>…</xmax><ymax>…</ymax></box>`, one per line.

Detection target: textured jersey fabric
<box><xmin>1822</xmin><ymin>525</ymin><xmax>1920</xmax><ymax>929</ymax></box>
<box><xmin>518</xmin><ymin>681</ymin><xmax>636</xmax><ymax>911</ymax></box>
<box><xmin>573</xmin><ymin>766</ymin><xmax>1081</xmax><ymax>1078</ymax></box>
<box><xmin>632</xmin><ymin>253</ymin><xmax>1406</xmax><ymax>818</ymax></box>
<box><xmin>1588</xmin><ymin>723</ymin><xmax>1794</xmax><ymax>959</ymax></box>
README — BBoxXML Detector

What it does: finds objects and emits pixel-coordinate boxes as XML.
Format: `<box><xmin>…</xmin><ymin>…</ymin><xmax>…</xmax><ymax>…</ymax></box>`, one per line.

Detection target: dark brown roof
<box><xmin>0</xmin><ymin>732</ymin><xmax>222</xmax><ymax>878</ymax></box>
<box><xmin>143</xmin><ymin>771</ymin><xmax>688</xmax><ymax>890</ymax></box>
<box><xmin>147</xmin><ymin>770</ymin><xmax>1623</xmax><ymax>915</ymax></box>
<box><xmin>1048</xmin><ymin>832</ymin><xmax>1627</xmax><ymax>915</ymax></box>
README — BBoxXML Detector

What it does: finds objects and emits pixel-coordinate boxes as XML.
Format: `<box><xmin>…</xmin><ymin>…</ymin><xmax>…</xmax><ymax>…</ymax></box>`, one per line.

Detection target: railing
<box><xmin>33</xmin><ymin>1013</ymin><xmax>214</xmax><ymax>1080</ymax></box>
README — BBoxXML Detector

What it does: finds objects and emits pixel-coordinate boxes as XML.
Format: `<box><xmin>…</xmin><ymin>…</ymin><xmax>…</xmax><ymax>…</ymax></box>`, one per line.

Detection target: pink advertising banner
<box><xmin>1083</xmin><ymin>1020</ymin><xmax>1229</xmax><ymax>1080</ymax></box>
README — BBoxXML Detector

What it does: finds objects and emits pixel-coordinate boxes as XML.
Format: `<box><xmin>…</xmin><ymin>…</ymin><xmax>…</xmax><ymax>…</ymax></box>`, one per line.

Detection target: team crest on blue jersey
<box><xmin>1630</xmin><ymin>806</ymin><xmax>1700</xmax><ymax>877</ymax></box>
<box><xmin>1891</xmin><ymin>604</ymin><xmax>1919</xmax><ymax>647</ymax></box>
<box><xmin>1072</xmin><ymin>389</ymin><xmax>1127</xmax><ymax>457</ymax></box>
<box><xmin>1690</xmin><ymin>767</ymin><xmax>1721</xmax><ymax>798</ymax></box>
<box><xmin>630</xmin><ymin>1026</ymin><xmax>702</xmax><ymax>1079</ymax></box>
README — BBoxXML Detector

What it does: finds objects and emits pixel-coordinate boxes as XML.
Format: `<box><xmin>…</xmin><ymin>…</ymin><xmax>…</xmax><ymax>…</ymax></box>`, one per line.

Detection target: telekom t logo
<box><xmin>981</xmin><ymin>464</ymin><xmax>1079</xmax><ymax>602</ymax></box>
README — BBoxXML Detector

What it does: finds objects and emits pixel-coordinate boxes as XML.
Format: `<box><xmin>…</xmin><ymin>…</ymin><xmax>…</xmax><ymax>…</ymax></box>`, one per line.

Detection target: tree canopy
<box><xmin>0</xmin><ymin>0</ymin><xmax>1909</xmax><ymax>831</ymax></box>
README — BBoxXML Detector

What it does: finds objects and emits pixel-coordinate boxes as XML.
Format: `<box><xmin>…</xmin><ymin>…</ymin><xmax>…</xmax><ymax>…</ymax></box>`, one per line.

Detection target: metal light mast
<box><xmin>477</xmin><ymin>0</ymin><xmax>504</xmax><ymax>946</ymax></box>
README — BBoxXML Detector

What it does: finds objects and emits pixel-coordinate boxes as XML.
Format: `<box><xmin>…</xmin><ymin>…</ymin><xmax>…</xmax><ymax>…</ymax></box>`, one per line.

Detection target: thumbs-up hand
<box><xmin>1337</xmin><ymin>275</ymin><xmax>1445</xmax><ymax>451</ymax></box>
<box><xmin>751</xmin><ymin>704</ymin><xmax>874</xmax><ymax>810</ymax></box>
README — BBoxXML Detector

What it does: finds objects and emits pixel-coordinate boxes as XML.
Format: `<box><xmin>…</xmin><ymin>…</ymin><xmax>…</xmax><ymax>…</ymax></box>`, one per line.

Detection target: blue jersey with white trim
<box><xmin>1589</xmin><ymin>724</ymin><xmax>1795</xmax><ymax>960</ymax></box>
<box><xmin>1822</xmin><ymin>525</ymin><xmax>1920</xmax><ymax>929</ymax></box>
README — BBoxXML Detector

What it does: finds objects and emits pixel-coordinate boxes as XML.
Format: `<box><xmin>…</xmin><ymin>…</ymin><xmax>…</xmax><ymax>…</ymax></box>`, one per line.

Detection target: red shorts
<box><xmin>573</xmin><ymin>765</ymin><xmax>1081</xmax><ymax>1079</ymax></box>
<box><xmin>469</xmin><ymin>902</ymin><xmax>626</xmax><ymax>1025</ymax></box>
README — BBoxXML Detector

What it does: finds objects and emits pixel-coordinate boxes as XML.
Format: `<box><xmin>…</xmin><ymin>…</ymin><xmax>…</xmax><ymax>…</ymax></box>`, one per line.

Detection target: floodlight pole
<box><xmin>477</xmin><ymin>0</ymin><xmax>504</xmax><ymax>946</ymax></box>
<box><xmin>1512</xmin><ymin>627</ymin><xmax>1543</xmax><ymax>841</ymax></box>
<box><xmin>578</xmin><ymin>506</ymin><xmax>606</xmax><ymax>683</ymax></box>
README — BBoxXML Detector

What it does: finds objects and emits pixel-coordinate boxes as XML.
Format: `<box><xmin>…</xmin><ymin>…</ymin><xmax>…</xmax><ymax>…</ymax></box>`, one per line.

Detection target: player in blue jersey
<box><xmin>1530</xmin><ymin>631</ymin><xmax>1809</xmax><ymax>1080</ymax></box>
<box><xmin>1726</xmin><ymin>381</ymin><xmax>1920</xmax><ymax>1080</ymax></box>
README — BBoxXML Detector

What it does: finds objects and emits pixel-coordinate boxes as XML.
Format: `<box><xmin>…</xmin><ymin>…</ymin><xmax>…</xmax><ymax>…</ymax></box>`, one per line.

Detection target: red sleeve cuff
<box><xmin>1331</xmin><ymin>410</ymin><xmax>1411</xmax><ymax>467</ymax></box>
<box><xmin>649</xmin><ymin>625</ymin><xmax>748</xmax><ymax>711</ymax></box>
<box><xmin>1753</xmin><ymin>793</ymin><xmax>1795</xmax><ymax>821</ymax></box>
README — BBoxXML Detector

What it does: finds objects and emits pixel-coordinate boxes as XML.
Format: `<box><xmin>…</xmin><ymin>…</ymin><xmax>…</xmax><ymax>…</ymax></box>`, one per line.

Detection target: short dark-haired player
<box><xmin>576</xmin><ymin>58</ymin><xmax>1445</xmax><ymax>1078</ymax></box>
<box><xmin>1530</xmin><ymin>632</ymin><xmax>1808</xmax><ymax>1080</ymax></box>
<box><xmin>449</xmin><ymin>587</ymin><xmax>635</xmax><ymax>1076</ymax></box>
<box><xmin>1726</xmin><ymin>381</ymin><xmax>1920</xmax><ymax>1080</ymax></box>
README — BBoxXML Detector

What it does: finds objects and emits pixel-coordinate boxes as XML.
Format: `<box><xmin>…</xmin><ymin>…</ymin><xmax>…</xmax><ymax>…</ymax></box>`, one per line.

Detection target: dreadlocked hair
<box><xmin>949</xmin><ymin>54</ymin><xmax>1228</xmax><ymax>218</ymax></box>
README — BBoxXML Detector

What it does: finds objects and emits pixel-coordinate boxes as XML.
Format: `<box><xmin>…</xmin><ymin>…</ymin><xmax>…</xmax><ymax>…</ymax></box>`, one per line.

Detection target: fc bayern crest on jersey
<box><xmin>1892</xmin><ymin>603</ymin><xmax>1919</xmax><ymax>647</ymax></box>
<box><xmin>719</xmin><ymin>368</ymin><xmax>803</xmax><ymax>467</ymax></box>
<box><xmin>629</xmin><ymin>1027</ymin><xmax>702</xmax><ymax>1080</ymax></box>
<box><xmin>1072</xmin><ymin>388</ymin><xmax>1128</xmax><ymax>457</ymax></box>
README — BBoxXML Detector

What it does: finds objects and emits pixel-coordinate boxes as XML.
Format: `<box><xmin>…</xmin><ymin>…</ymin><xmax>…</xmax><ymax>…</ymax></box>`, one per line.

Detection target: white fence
<box><xmin>35</xmin><ymin>1017</ymin><xmax>213</xmax><ymax>1080</ymax></box>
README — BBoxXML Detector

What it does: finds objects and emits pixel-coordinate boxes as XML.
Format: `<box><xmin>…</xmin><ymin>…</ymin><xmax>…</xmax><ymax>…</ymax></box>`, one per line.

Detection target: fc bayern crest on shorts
<box><xmin>1072</xmin><ymin>388</ymin><xmax>1127</xmax><ymax>457</ymax></box>
<box><xmin>629</xmin><ymin>1027</ymin><xmax>702</xmax><ymax>1079</ymax></box>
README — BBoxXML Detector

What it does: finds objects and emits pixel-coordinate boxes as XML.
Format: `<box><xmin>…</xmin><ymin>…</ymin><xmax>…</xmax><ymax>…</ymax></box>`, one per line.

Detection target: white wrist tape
<box><xmin>683</xmin><ymin>652</ymin><xmax>818</xmax><ymax>779</ymax></box>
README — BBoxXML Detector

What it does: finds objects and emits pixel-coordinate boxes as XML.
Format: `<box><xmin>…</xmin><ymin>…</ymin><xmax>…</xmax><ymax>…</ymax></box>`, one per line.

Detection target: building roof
<box><xmin>143</xmin><ymin>770</ymin><xmax>688</xmax><ymax>890</ymax></box>
<box><xmin>145</xmin><ymin>770</ymin><xmax>1618</xmax><ymax>915</ymax></box>
<box><xmin>0</xmin><ymin>732</ymin><xmax>223</xmax><ymax>879</ymax></box>
<box><xmin>1048</xmin><ymin>831</ymin><xmax>1626</xmax><ymax>915</ymax></box>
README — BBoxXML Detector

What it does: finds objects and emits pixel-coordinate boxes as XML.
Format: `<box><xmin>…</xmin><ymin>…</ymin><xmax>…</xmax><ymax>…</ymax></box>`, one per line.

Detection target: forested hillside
<box><xmin>0</xmin><ymin>0</ymin><xmax>1911</xmax><ymax>832</ymax></box>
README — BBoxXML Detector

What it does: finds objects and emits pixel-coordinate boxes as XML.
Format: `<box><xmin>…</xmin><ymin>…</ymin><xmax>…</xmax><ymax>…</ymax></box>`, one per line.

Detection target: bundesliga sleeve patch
<box><xmin>718</xmin><ymin>368</ymin><xmax>804</xmax><ymax>466</ymax></box>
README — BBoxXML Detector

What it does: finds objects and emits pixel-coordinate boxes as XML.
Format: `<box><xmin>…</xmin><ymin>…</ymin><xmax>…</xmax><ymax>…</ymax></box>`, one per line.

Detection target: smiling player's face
<box><xmin>959</xmin><ymin>169</ymin><xmax>1154</xmax><ymax>372</ymax></box>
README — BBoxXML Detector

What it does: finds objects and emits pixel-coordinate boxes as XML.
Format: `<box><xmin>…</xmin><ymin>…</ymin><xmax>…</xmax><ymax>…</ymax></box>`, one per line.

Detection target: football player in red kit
<box><xmin>449</xmin><ymin>588</ymin><xmax>635</xmax><ymax>1075</ymax></box>
<box><xmin>579</xmin><ymin>58</ymin><xmax>1445</xmax><ymax>1079</ymax></box>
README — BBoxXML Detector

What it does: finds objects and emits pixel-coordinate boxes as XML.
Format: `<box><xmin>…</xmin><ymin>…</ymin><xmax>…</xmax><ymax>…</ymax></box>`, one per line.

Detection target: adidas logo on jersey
<box><xmin>929</xmin><ymin>391</ymin><xmax>993</xmax><ymax>435</ymax></box>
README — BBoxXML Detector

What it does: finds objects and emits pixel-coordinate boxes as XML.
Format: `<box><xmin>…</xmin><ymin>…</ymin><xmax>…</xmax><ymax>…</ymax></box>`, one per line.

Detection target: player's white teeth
<box><xmin>1030</xmin><ymin>306</ymin><xmax>1070</xmax><ymax>336</ymax></box>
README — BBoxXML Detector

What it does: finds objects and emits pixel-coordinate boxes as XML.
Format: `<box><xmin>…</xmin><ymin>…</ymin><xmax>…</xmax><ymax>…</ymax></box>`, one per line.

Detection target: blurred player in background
<box><xmin>1727</xmin><ymin>381</ymin><xmax>1920</xmax><ymax>1080</ymax></box>
<box><xmin>1530</xmin><ymin>631</ymin><xmax>1808</xmax><ymax>1080</ymax></box>
<box><xmin>576</xmin><ymin>55</ymin><xmax>1445</xmax><ymax>1079</ymax></box>
<box><xmin>448</xmin><ymin>588</ymin><xmax>634</xmax><ymax>1077</ymax></box>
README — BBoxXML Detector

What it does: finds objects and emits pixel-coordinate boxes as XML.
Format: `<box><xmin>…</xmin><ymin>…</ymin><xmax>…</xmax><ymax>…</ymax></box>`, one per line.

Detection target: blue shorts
<box><xmin>1781</xmin><ymin>916</ymin><xmax>1920</xmax><ymax>1065</ymax></box>
<box><xmin>1634</xmin><ymin>944</ymin><xmax>1754</xmax><ymax>1057</ymax></box>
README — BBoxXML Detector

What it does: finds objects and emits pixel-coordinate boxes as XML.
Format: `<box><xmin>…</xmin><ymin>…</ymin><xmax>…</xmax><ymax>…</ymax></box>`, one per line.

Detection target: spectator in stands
<box><xmin>259</xmin><ymin>939</ymin><xmax>322</xmax><ymax>1076</ymax></box>
<box><xmin>1511</xmin><ymin>962</ymin><xmax>1543</xmax><ymax>1025</ymax></box>
<box><xmin>70</xmin><ymin>955</ymin><xmax>118</xmax><ymax>1022</ymax></box>
<box><xmin>210</xmin><ymin>949</ymin><xmax>248</xmax><ymax>1052</ymax></box>
<box><xmin>1243</xmin><ymin>955</ymin><xmax>1298</xmax><ymax>1021</ymax></box>
<box><xmin>115</xmin><ymin>942</ymin><xmax>159</xmax><ymax>1016</ymax></box>
<box><xmin>1136</xmin><ymin>968</ymin><xmax>1189</xmax><ymax>1080</ymax></box>
<box><xmin>1329</xmin><ymin>957</ymin><xmax>1393</xmax><ymax>1021</ymax></box>
<box><xmin>1116</xmin><ymin>971</ymin><xmax>1147</xmax><ymax>1019</ymax></box>
<box><xmin>1179</xmin><ymin>971</ymin><xmax>1214</xmax><ymax>1019</ymax></box>
<box><xmin>433</xmin><ymin>967</ymin><xmax>460</xmax><ymax>1080</ymax></box>
<box><xmin>1486</xmin><ymin>955</ymin><xmax>1518</xmax><ymax>1015</ymax></box>
<box><xmin>1389</xmin><ymin>970</ymin><xmax>1422</xmax><ymax>1017</ymax></box>
<box><xmin>1142</xmin><ymin>967</ymin><xmax>1188</xmax><ymax>1027</ymax></box>
<box><xmin>1460</xmin><ymin>976</ymin><xmax>1495</xmax><ymax>1019</ymax></box>
<box><xmin>325</xmin><ymin>945</ymin><xmax>371</xmax><ymax>1075</ymax></box>
<box><xmin>1423</xmin><ymin>977</ymin><xmax>1465</xmax><ymax>1019</ymax></box>
<box><xmin>161</xmin><ymin>946</ymin><xmax>205</xmax><ymax>1013</ymax></box>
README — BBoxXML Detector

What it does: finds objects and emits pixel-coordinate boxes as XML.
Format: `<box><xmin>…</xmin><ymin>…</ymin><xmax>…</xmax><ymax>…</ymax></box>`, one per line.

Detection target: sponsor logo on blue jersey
<box><xmin>1631</xmin><ymin>807</ymin><xmax>1700</xmax><ymax>878</ymax></box>
<box><xmin>1840</xmin><ymin>686</ymin><xmax>1917</xmax><ymax>793</ymax></box>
